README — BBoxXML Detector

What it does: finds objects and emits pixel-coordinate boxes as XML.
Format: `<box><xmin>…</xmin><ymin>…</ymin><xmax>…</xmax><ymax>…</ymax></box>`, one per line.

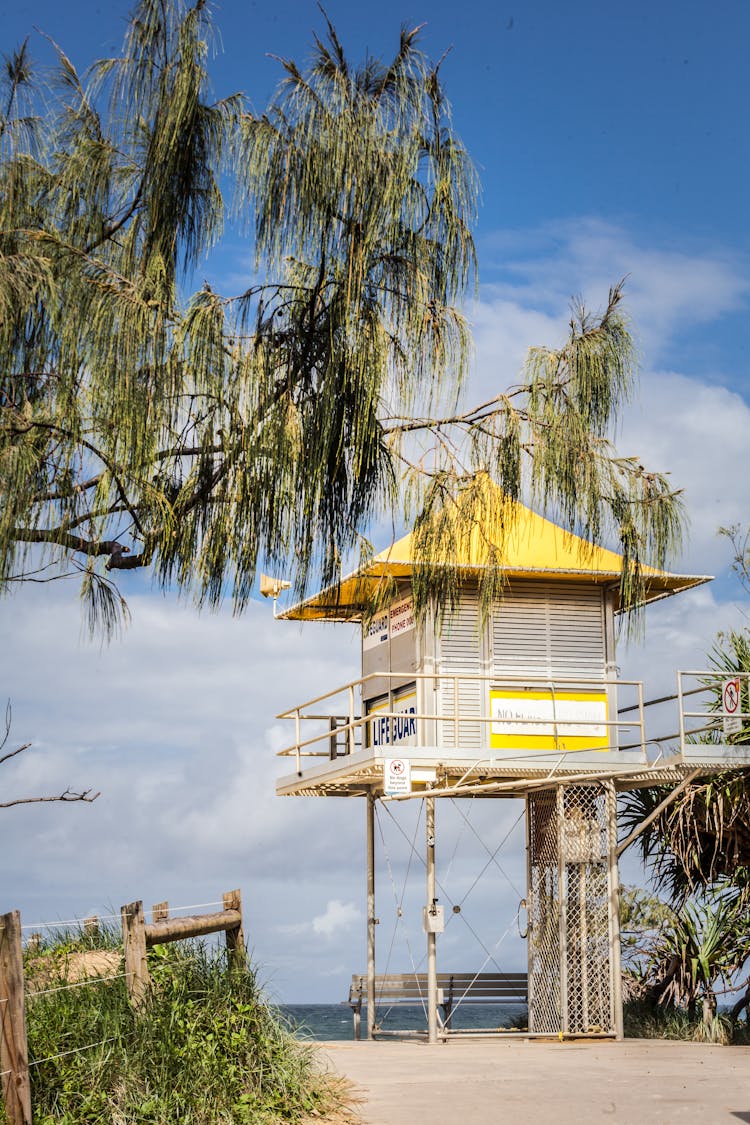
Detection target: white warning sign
<box><xmin>384</xmin><ymin>758</ymin><xmax>412</xmax><ymax>795</ymax></box>
<box><xmin>723</xmin><ymin>677</ymin><xmax>742</xmax><ymax>736</ymax></box>
<box><xmin>389</xmin><ymin>596</ymin><xmax>415</xmax><ymax>637</ymax></box>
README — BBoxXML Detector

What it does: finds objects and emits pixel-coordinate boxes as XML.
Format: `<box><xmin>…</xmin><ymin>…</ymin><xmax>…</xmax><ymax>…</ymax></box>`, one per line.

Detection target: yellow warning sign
<box><xmin>489</xmin><ymin>689</ymin><xmax>610</xmax><ymax>752</ymax></box>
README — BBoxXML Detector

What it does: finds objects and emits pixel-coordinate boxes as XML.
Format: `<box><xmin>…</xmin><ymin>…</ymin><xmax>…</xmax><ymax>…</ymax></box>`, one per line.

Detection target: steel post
<box><xmin>366</xmin><ymin>791</ymin><xmax>377</xmax><ymax>1039</ymax></box>
<box><xmin>606</xmin><ymin>781</ymin><xmax>624</xmax><ymax>1039</ymax></box>
<box><xmin>426</xmin><ymin>795</ymin><xmax>438</xmax><ymax>1043</ymax></box>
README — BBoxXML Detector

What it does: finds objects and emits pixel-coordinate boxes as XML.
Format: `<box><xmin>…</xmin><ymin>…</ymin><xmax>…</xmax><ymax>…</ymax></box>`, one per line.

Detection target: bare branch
<box><xmin>0</xmin><ymin>700</ymin><xmax>100</xmax><ymax>809</ymax></box>
<box><xmin>0</xmin><ymin>741</ymin><xmax>32</xmax><ymax>767</ymax></box>
<box><xmin>0</xmin><ymin>788</ymin><xmax>100</xmax><ymax>808</ymax></box>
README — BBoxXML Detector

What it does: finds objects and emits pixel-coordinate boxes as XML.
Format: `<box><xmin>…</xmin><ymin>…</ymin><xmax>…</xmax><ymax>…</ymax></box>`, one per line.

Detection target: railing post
<box><xmin>0</xmin><ymin>910</ymin><xmax>31</xmax><ymax>1125</ymax></box>
<box><xmin>294</xmin><ymin>710</ymin><xmax>301</xmax><ymax>775</ymax></box>
<box><xmin>638</xmin><ymin>681</ymin><xmax>647</xmax><ymax>761</ymax></box>
<box><xmin>677</xmin><ymin>671</ymin><xmax>686</xmax><ymax>758</ymax></box>
<box><xmin>222</xmin><ymin>890</ymin><xmax>246</xmax><ymax>968</ymax></box>
<box><xmin>348</xmin><ymin>685</ymin><xmax>356</xmax><ymax>756</ymax></box>
<box><xmin>550</xmin><ymin>683</ymin><xmax>560</xmax><ymax>751</ymax></box>
<box><xmin>121</xmin><ymin>901</ymin><xmax>149</xmax><ymax>1007</ymax></box>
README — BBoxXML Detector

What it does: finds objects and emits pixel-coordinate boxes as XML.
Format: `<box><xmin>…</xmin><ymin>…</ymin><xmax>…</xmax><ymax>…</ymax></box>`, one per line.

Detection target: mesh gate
<box><xmin>527</xmin><ymin>784</ymin><xmax>616</xmax><ymax>1035</ymax></box>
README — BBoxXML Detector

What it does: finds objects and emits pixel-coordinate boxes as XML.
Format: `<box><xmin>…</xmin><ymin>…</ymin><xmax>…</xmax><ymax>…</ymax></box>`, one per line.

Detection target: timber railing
<box><xmin>0</xmin><ymin>890</ymin><xmax>245</xmax><ymax>1125</ymax></box>
<box><xmin>122</xmin><ymin>891</ymin><xmax>244</xmax><ymax>1006</ymax></box>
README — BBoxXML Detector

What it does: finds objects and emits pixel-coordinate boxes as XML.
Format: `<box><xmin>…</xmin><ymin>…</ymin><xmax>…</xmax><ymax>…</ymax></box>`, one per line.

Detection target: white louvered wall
<box><xmin>436</xmin><ymin>582</ymin><xmax>608</xmax><ymax>750</ymax></box>
<box><xmin>438</xmin><ymin>590</ymin><xmax>484</xmax><ymax>749</ymax></box>
<box><xmin>492</xmin><ymin>582</ymin><xmax>606</xmax><ymax>679</ymax></box>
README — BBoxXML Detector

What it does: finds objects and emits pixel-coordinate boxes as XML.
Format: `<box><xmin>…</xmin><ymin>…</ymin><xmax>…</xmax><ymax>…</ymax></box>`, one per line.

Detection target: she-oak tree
<box><xmin>0</xmin><ymin>0</ymin><xmax>684</xmax><ymax>635</ymax></box>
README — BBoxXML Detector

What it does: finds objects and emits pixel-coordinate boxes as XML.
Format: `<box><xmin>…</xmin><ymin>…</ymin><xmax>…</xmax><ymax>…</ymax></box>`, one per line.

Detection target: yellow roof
<box><xmin>281</xmin><ymin>501</ymin><xmax>710</xmax><ymax>621</ymax></box>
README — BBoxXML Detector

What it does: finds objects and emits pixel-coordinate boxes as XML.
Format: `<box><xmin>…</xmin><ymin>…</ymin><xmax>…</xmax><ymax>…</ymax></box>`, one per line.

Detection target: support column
<box><xmin>366</xmin><ymin>790</ymin><xmax>377</xmax><ymax>1040</ymax></box>
<box><xmin>426</xmin><ymin>795</ymin><xmax>438</xmax><ymax>1044</ymax></box>
<box><xmin>556</xmin><ymin>785</ymin><xmax>568</xmax><ymax>1035</ymax></box>
<box><xmin>525</xmin><ymin>795</ymin><xmax>534</xmax><ymax>1034</ymax></box>
<box><xmin>606</xmin><ymin>781</ymin><xmax>624</xmax><ymax>1040</ymax></box>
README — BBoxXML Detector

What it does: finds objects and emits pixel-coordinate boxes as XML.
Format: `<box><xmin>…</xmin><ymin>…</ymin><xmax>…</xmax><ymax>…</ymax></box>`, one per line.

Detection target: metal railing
<box><xmin>676</xmin><ymin>670</ymin><xmax>750</xmax><ymax>746</ymax></box>
<box><xmin>276</xmin><ymin>672</ymin><xmax>647</xmax><ymax>773</ymax></box>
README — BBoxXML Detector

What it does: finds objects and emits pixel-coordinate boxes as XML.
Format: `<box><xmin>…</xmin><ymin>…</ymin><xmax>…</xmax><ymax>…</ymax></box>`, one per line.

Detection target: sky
<box><xmin>0</xmin><ymin>0</ymin><xmax>749</xmax><ymax>1003</ymax></box>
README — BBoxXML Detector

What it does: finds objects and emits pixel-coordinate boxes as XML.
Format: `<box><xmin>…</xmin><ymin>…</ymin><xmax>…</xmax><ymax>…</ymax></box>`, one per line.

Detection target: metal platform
<box><xmin>276</xmin><ymin>742</ymin><xmax>750</xmax><ymax>798</ymax></box>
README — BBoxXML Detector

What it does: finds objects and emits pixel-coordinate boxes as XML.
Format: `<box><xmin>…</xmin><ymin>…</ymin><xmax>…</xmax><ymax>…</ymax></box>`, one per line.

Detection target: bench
<box><xmin>348</xmin><ymin>972</ymin><xmax>528</xmax><ymax>1039</ymax></box>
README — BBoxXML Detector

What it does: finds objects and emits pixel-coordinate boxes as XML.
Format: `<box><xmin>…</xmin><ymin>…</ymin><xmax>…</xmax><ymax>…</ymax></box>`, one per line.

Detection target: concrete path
<box><xmin>322</xmin><ymin>1038</ymin><xmax>750</xmax><ymax>1125</ymax></box>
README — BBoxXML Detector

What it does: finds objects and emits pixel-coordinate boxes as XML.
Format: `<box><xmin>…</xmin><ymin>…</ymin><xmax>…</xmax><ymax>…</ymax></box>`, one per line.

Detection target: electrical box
<box><xmin>422</xmin><ymin>905</ymin><xmax>445</xmax><ymax>934</ymax></box>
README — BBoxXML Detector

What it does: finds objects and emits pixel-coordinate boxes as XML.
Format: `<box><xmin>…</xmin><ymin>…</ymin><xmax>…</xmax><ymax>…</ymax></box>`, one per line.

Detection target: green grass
<box><xmin>22</xmin><ymin>933</ymin><xmax>346</xmax><ymax>1124</ymax></box>
<box><xmin>624</xmin><ymin>999</ymin><xmax>750</xmax><ymax>1045</ymax></box>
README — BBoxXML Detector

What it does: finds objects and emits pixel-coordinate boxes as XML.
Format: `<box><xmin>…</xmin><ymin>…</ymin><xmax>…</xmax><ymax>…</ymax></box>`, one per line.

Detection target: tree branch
<box><xmin>1</xmin><ymin>702</ymin><xmax>101</xmax><ymax>808</ymax></box>
<box><xmin>0</xmin><ymin>788</ymin><xmax>100</xmax><ymax>808</ymax></box>
<box><xmin>0</xmin><ymin>741</ymin><xmax>31</xmax><ymax>767</ymax></box>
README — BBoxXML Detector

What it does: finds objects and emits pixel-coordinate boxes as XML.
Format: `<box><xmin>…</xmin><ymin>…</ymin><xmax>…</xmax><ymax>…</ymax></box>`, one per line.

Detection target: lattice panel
<box><xmin>528</xmin><ymin>784</ymin><xmax>615</xmax><ymax>1035</ymax></box>
<box><xmin>528</xmin><ymin>789</ymin><xmax>561</xmax><ymax>1033</ymax></box>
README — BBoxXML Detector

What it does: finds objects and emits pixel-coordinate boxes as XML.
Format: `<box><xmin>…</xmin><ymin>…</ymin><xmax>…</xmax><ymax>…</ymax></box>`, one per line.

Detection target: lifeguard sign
<box><xmin>272</xmin><ymin>490</ymin><xmax>714</xmax><ymax>1043</ymax></box>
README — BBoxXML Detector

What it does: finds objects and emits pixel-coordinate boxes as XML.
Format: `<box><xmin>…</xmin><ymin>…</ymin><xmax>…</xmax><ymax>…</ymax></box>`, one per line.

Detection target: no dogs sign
<box><xmin>723</xmin><ymin>678</ymin><xmax>742</xmax><ymax>736</ymax></box>
<box><xmin>384</xmin><ymin>758</ymin><xmax>412</xmax><ymax>795</ymax></box>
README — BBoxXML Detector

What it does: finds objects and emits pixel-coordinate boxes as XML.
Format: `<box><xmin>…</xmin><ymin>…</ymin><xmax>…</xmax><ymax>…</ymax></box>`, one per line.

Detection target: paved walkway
<box><xmin>322</xmin><ymin>1038</ymin><xmax>750</xmax><ymax>1125</ymax></box>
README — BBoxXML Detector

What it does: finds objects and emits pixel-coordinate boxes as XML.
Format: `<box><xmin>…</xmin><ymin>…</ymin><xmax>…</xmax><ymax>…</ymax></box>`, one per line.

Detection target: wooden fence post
<box><xmin>222</xmin><ymin>890</ymin><xmax>246</xmax><ymax>968</ymax></box>
<box><xmin>121</xmin><ymin>901</ymin><xmax>149</xmax><ymax>1006</ymax></box>
<box><xmin>151</xmin><ymin>902</ymin><xmax>169</xmax><ymax>923</ymax></box>
<box><xmin>0</xmin><ymin>911</ymin><xmax>31</xmax><ymax>1125</ymax></box>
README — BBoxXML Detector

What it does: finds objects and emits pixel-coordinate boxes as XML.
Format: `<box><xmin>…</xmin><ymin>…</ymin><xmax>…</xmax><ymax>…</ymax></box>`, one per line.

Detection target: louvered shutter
<box><xmin>492</xmin><ymin>582</ymin><xmax>605</xmax><ymax>679</ymax></box>
<box><xmin>438</xmin><ymin>590</ymin><xmax>484</xmax><ymax>748</ymax></box>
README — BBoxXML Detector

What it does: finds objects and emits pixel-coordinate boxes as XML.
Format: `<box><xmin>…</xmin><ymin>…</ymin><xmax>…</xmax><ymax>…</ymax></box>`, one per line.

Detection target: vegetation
<box><xmin>620</xmin><ymin>627</ymin><xmax>750</xmax><ymax>898</ymax></box>
<box><xmin>621</xmin><ymin>884</ymin><xmax>749</xmax><ymax>1036</ymax></box>
<box><xmin>623</xmin><ymin>999</ymin><xmax>745</xmax><ymax>1045</ymax></box>
<box><xmin>0</xmin><ymin>0</ymin><xmax>684</xmax><ymax>636</ymax></box>
<box><xmin>23</xmin><ymin>931</ymin><xmax>347</xmax><ymax>1124</ymax></box>
<box><xmin>720</xmin><ymin>523</ymin><xmax>750</xmax><ymax>596</ymax></box>
<box><xmin>618</xmin><ymin>633</ymin><xmax>750</xmax><ymax>1039</ymax></box>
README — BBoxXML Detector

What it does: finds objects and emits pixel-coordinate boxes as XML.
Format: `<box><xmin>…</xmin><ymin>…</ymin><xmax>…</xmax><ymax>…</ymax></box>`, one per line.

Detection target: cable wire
<box><xmin>27</xmin><ymin>973</ymin><xmax>128</xmax><ymax>1000</ymax></box>
<box><xmin>21</xmin><ymin>901</ymin><xmax>224</xmax><ymax>931</ymax></box>
<box><xmin>451</xmin><ymin>800</ymin><xmax>525</xmax><ymax>905</ymax></box>
<box><xmin>29</xmin><ymin>1038</ymin><xmax>116</xmax><ymax>1068</ymax></box>
<box><xmin>374</xmin><ymin>801</ymin><xmax>427</xmax><ymax>1025</ymax></box>
<box><xmin>382</xmin><ymin>800</ymin><xmax>521</xmax><ymax>975</ymax></box>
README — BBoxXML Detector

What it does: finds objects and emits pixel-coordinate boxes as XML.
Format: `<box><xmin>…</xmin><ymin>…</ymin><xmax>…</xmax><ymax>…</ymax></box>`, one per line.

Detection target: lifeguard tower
<box><xmin>269</xmin><ymin>497</ymin><xmax>750</xmax><ymax>1041</ymax></box>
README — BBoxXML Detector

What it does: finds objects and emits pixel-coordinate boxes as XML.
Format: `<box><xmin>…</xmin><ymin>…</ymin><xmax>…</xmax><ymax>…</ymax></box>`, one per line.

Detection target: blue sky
<box><xmin>1</xmin><ymin>0</ymin><xmax>749</xmax><ymax>1002</ymax></box>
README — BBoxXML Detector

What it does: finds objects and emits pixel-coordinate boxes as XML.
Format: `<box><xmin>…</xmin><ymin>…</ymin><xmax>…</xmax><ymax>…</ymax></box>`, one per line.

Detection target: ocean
<box><xmin>279</xmin><ymin>1003</ymin><xmax>527</xmax><ymax>1041</ymax></box>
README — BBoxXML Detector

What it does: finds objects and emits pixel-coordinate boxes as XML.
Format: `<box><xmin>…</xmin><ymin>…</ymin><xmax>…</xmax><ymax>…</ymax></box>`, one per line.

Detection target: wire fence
<box><xmin>29</xmin><ymin>1038</ymin><xmax>117</xmax><ymax>1069</ymax></box>
<box><xmin>21</xmin><ymin>901</ymin><xmax>225</xmax><ymax>932</ymax></box>
<box><xmin>1</xmin><ymin>892</ymin><xmax>245</xmax><ymax>1125</ymax></box>
<box><xmin>27</xmin><ymin>972</ymin><xmax>130</xmax><ymax>1000</ymax></box>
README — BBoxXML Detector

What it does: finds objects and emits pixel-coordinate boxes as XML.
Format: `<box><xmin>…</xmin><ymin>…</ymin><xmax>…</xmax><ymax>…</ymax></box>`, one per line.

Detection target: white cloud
<box><xmin>479</xmin><ymin>217</ymin><xmax>748</xmax><ymax>362</ymax></box>
<box><xmin>464</xmin><ymin>220</ymin><xmax>750</xmax><ymax>592</ymax></box>
<box><xmin>619</xmin><ymin>371</ymin><xmax>750</xmax><ymax>577</ymax></box>
<box><xmin>311</xmin><ymin>899</ymin><xmax>361</xmax><ymax>938</ymax></box>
